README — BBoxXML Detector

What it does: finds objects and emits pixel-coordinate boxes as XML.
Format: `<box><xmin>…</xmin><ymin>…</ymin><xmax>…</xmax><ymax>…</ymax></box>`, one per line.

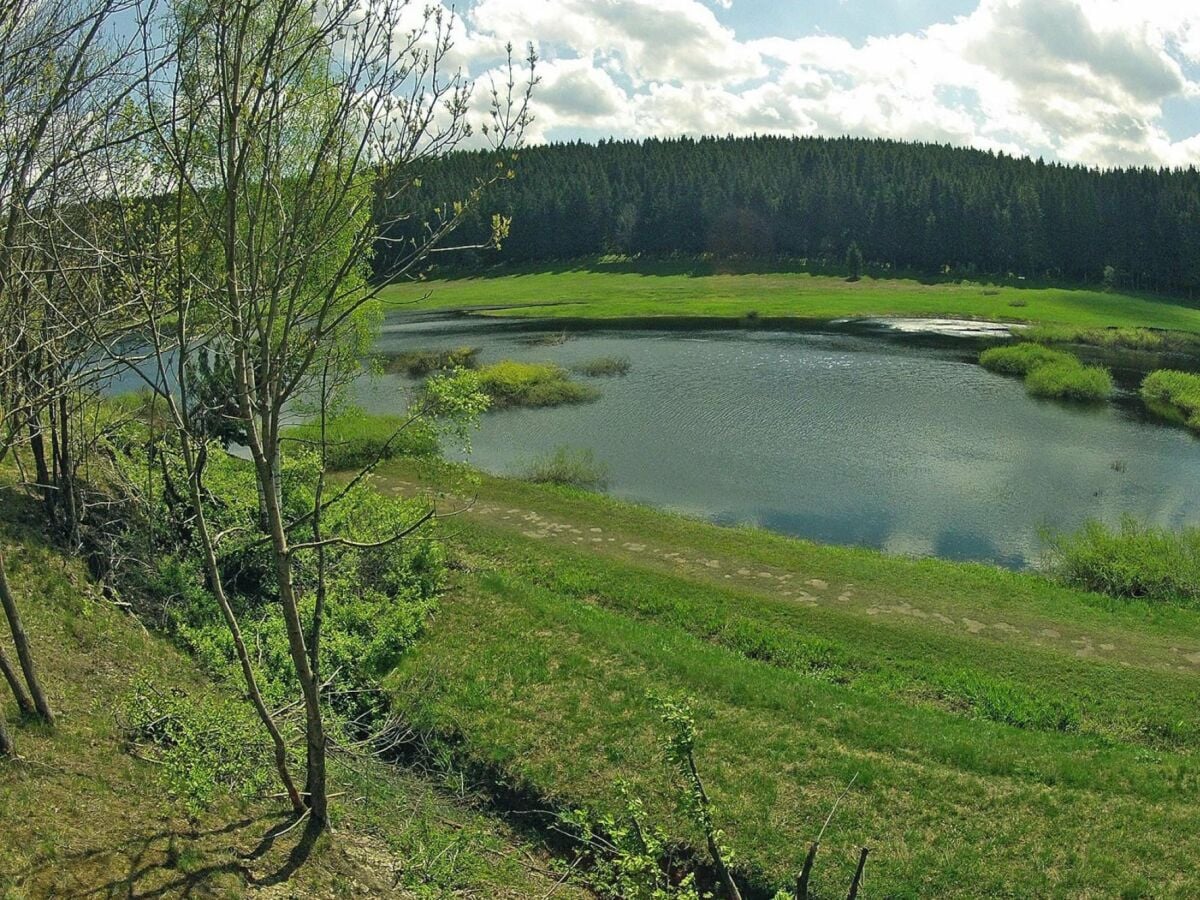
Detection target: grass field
<box><xmin>0</xmin><ymin>486</ymin><xmax>587</xmax><ymax>898</ymax></box>
<box><xmin>378</xmin><ymin>461</ymin><xmax>1200</xmax><ymax>898</ymax></box>
<box><xmin>380</xmin><ymin>259</ymin><xmax>1200</xmax><ymax>334</ymax></box>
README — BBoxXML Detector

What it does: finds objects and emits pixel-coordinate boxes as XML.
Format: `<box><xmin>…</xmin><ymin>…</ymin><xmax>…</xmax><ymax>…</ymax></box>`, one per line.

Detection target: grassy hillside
<box><xmin>378</xmin><ymin>462</ymin><xmax>1200</xmax><ymax>898</ymax></box>
<box><xmin>380</xmin><ymin>260</ymin><xmax>1200</xmax><ymax>333</ymax></box>
<box><xmin>0</xmin><ymin>490</ymin><xmax>587</xmax><ymax>898</ymax></box>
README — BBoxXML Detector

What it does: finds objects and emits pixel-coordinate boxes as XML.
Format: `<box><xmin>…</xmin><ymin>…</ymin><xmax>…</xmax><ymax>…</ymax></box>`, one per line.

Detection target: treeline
<box><xmin>381</xmin><ymin>136</ymin><xmax>1200</xmax><ymax>294</ymax></box>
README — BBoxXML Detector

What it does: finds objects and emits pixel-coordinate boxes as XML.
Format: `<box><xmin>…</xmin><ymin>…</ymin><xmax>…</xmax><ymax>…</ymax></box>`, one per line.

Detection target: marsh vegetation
<box><xmin>381</xmin><ymin>346</ymin><xmax>481</xmax><ymax>377</ymax></box>
<box><xmin>476</xmin><ymin>360</ymin><xmax>600</xmax><ymax>408</ymax></box>
<box><xmin>571</xmin><ymin>355</ymin><xmax>632</xmax><ymax>377</ymax></box>
<box><xmin>979</xmin><ymin>344</ymin><xmax>1113</xmax><ymax>401</ymax></box>
<box><xmin>520</xmin><ymin>446</ymin><xmax>609</xmax><ymax>489</ymax></box>
<box><xmin>1141</xmin><ymin>369</ymin><xmax>1200</xmax><ymax>431</ymax></box>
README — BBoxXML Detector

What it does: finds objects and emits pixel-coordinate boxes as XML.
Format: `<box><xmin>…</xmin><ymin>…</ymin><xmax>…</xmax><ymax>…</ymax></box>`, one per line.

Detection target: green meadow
<box><xmin>380</xmin><ymin>260</ymin><xmax>1200</xmax><ymax>334</ymax></box>
<box><xmin>378</xmin><ymin>462</ymin><xmax>1200</xmax><ymax>898</ymax></box>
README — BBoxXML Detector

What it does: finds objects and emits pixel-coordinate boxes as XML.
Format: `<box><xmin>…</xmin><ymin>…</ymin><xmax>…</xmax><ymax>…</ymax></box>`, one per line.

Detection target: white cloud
<box><xmin>431</xmin><ymin>0</ymin><xmax>1200</xmax><ymax>166</ymax></box>
<box><xmin>469</xmin><ymin>0</ymin><xmax>763</xmax><ymax>85</ymax></box>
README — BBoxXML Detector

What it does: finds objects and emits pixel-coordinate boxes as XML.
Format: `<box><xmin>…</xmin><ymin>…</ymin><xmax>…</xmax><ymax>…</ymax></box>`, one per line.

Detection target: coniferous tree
<box><xmin>376</xmin><ymin>137</ymin><xmax>1200</xmax><ymax>297</ymax></box>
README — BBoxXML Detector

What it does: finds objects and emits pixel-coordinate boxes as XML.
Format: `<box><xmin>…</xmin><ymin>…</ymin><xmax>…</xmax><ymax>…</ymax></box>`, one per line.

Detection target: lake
<box><xmin>357</xmin><ymin>314</ymin><xmax>1200</xmax><ymax>569</ymax></box>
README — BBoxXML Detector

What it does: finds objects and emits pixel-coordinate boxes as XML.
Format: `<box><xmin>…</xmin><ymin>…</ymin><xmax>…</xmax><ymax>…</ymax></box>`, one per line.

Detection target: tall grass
<box><xmin>1021</xmin><ymin>325</ymin><xmax>1200</xmax><ymax>352</ymax></box>
<box><xmin>383</xmin><ymin>346</ymin><xmax>480</xmax><ymax>377</ymax></box>
<box><xmin>1043</xmin><ymin>517</ymin><xmax>1200</xmax><ymax>604</ymax></box>
<box><xmin>477</xmin><ymin>361</ymin><xmax>600</xmax><ymax>408</ymax></box>
<box><xmin>284</xmin><ymin>407</ymin><xmax>438</xmax><ymax>471</ymax></box>
<box><xmin>979</xmin><ymin>344</ymin><xmax>1112</xmax><ymax>402</ymax></box>
<box><xmin>1025</xmin><ymin>361</ymin><xmax>1113</xmax><ymax>401</ymax></box>
<box><xmin>520</xmin><ymin>447</ymin><xmax>608</xmax><ymax>490</ymax></box>
<box><xmin>1140</xmin><ymin>369</ymin><xmax>1200</xmax><ymax>430</ymax></box>
<box><xmin>979</xmin><ymin>343</ymin><xmax>1072</xmax><ymax>375</ymax></box>
<box><xmin>570</xmin><ymin>356</ymin><xmax>631</xmax><ymax>377</ymax></box>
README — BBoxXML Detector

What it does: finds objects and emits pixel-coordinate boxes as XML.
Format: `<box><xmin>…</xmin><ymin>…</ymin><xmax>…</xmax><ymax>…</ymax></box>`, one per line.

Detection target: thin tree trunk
<box><xmin>258</xmin><ymin>451</ymin><xmax>327</xmax><ymax>825</ymax></box>
<box><xmin>57</xmin><ymin>392</ymin><xmax>80</xmax><ymax>547</ymax></box>
<box><xmin>687</xmin><ymin>752</ymin><xmax>742</xmax><ymax>900</ymax></box>
<box><xmin>847</xmin><ymin>847</ymin><xmax>869</xmax><ymax>900</ymax></box>
<box><xmin>26</xmin><ymin>413</ymin><xmax>51</xmax><ymax>511</ymax></box>
<box><xmin>0</xmin><ymin>549</ymin><xmax>54</xmax><ymax>725</ymax></box>
<box><xmin>0</xmin><ymin>643</ymin><xmax>34</xmax><ymax>716</ymax></box>
<box><xmin>0</xmin><ymin>705</ymin><xmax>12</xmax><ymax>757</ymax></box>
<box><xmin>308</xmin><ymin>366</ymin><xmax>329</xmax><ymax>683</ymax></box>
<box><xmin>796</xmin><ymin>842</ymin><xmax>819</xmax><ymax>900</ymax></box>
<box><xmin>178</xmin><ymin>436</ymin><xmax>305</xmax><ymax>815</ymax></box>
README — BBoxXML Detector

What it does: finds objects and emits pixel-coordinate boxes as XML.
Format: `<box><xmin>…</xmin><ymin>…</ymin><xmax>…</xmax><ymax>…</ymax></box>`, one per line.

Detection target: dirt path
<box><xmin>380</xmin><ymin>476</ymin><xmax>1200</xmax><ymax>677</ymax></box>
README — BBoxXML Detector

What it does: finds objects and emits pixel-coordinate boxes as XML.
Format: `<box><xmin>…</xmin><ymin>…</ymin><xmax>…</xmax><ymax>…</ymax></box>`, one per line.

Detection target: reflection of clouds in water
<box><xmin>881</xmin><ymin>531</ymin><xmax>936</xmax><ymax>561</ymax></box>
<box><xmin>756</xmin><ymin>507</ymin><xmax>895</xmax><ymax>551</ymax></box>
<box><xmin>355</xmin><ymin>320</ymin><xmax>1200</xmax><ymax>569</ymax></box>
<box><xmin>934</xmin><ymin>528</ymin><xmax>1027</xmax><ymax>569</ymax></box>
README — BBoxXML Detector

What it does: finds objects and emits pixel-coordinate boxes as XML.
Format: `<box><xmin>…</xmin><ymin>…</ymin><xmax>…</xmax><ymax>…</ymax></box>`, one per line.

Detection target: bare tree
<box><xmin>0</xmin><ymin>0</ymin><xmax>146</xmax><ymax>731</ymax></box>
<box><xmin>101</xmin><ymin>0</ymin><xmax>533</xmax><ymax>824</ymax></box>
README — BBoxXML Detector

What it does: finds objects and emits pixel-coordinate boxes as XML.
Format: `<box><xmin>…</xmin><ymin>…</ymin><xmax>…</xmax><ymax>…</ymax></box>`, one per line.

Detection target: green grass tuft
<box><xmin>980</xmin><ymin>344</ymin><xmax>1112</xmax><ymax>402</ymax></box>
<box><xmin>1044</xmin><ymin>517</ymin><xmax>1200</xmax><ymax>604</ymax></box>
<box><xmin>477</xmin><ymin>361</ymin><xmax>600</xmax><ymax>408</ymax></box>
<box><xmin>1025</xmin><ymin>361</ymin><xmax>1113</xmax><ymax>401</ymax></box>
<box><xmin>979</xmin><ymin>343</ymin><xmax>1073</xmax><ymax>376</ymax></box>
<box><xmin>520</xmin><ymin>446</ymin><xmax>608</xmax><ymax>490</ymax></box>
<box><xmin>570</xmin><ymin>355</ymin><xmax>631</xmax><ymax>377</ymax></box>
<box><xmin>1140</xmin><ymin>369</ymin><xmax>1200</xmax><ymax>430</ymax></box>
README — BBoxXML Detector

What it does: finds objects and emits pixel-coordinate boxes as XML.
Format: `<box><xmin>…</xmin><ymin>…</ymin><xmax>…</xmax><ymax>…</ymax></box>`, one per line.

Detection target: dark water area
<box><xmin>348</xmin><ymin>314</ymin><xmax>1200</xmax><ymax>569</ymax></box>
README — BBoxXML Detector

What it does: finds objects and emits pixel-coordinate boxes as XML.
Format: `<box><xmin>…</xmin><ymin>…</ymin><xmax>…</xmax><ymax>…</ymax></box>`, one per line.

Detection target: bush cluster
<box><xmin>1140</xmin><ymin>369</ymin><xmax>1200</xmax><ymax>431</ymax></box>
<box><xmin>383</xmin><ymin>346</ymin><xmax>480</xmax><ymax>377</ymax></box>
<box><xmin>105</xmin><ymin>426</ymin><xmax>449</xmax><ymax>750</ymax></box>
<box><xmin>1043</xmin><ymin>517</ymin><xmax>1200</xmax><ymax>604</ymax></box>
<box><xmin>979</xmin><ymin>343</ymin><xmax>1113</xmax><ymax>401</ymax></box>
<box><xmin>121</xmin><ymin>678</ymin><xmax>272</xmax><ymax>815</ymax></box>
<box><xmin>477</xmin><ymin>360</ymin><xmax>599</xmax><ymax>408</ymax></box>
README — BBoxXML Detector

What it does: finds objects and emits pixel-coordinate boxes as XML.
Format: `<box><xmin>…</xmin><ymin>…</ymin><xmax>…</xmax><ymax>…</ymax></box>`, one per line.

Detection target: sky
<box><xmin>438</xmin><ymin>0</ymin><xmax>1200</xmax><ymax>168</ymax></box>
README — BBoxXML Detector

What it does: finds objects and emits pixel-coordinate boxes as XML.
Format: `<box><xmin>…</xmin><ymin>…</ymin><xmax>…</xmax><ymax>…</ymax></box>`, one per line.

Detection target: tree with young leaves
<box><xmin>107</xmin><ymin>0</ymin><xmax>531</xmax><ymax>821</ymax></box>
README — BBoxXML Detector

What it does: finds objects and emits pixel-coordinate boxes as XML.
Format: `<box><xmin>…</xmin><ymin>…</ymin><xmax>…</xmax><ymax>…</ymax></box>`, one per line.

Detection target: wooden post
<box><xmin>847</xmin><ymin>847</ymin><xmax>869</xmax><ymax>900</ymax></box>
<box><xmin>796</xmin><ymin>841</ymin><xmax>819</xmax><ymax>900</ymax></box>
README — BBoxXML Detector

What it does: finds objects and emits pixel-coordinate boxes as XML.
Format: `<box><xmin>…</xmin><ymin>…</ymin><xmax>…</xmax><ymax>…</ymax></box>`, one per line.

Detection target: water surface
<box><xmin>357</xmin><ymin>316</ymin><xmax>1200</xmax><ymax>569</ymax></box>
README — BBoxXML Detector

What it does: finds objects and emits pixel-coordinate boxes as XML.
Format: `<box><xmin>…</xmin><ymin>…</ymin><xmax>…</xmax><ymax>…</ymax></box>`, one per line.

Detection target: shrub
<box><xmin>1043</xmin><ymin>517</ymin><xmax>1200</xmax><ymax>604</ymax></box>
<box><xmin>571</xmin><ymin>356</ymin><xmax>631</xmax><ymax>377</ymax></box>
<box><xmin>477</xmin><ymin>361</ymin><xmax>599</xmax><ymax>408</ymax></box>
<box><xmin>284</xmin><ymin>407</ymin><xmax>439</xmax><ymax>471</ymax></box>
<box><xmin>1141</xmin><ymin>369</ymin><xmax>1200</xmax><ymax>430</ymax></box>
<box><xmin>979</xmin><ymin>343</ymin><xmax>1072</xmax><ymax>376</ymax></box>
<box><xmin>1025</xmin><ymin>361</ymin><xmax>1113</xmax><ymax>401</ymax></box>
<box><xmin>121</xmin><ymin>678</ymin><xmax>272</xmax><ymax>815</ymax></box>
<box><xmin>382</xmin><ymin>346</ymin><xmax>480</xmax><ymax>377</ymax></box>
<box><xmin>521</xmin><ymin>446</ymin><xmax>608</xmax><ymax>490</ymax></box>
